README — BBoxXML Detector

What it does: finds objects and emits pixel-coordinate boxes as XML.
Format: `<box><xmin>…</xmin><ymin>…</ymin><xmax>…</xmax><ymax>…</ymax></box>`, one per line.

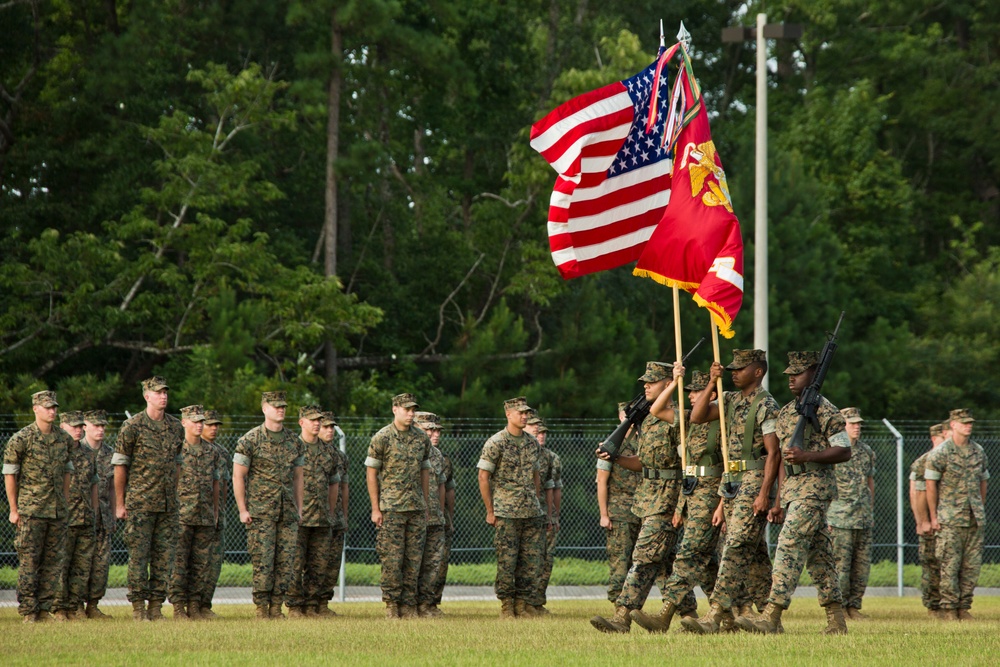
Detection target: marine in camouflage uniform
<box><xmin>595</xmin><ymin>403</ymin><xmax>673</xmax><ymax>616</ymax></box>
<box><xmin>3</xmin><ymin>391</ymin><xmax>75</xmax><ymax>623</ymax></box>
<box><xmin>683</xmin><ymin>350</ymin><xmax>780</xmax><ymax>635</ymax></box>
<box><xmin>535</xmin><ymin>421</ymin><xmax>562</xmax><ymax>614</ymax></box>
<box><xmin>366</xmin><ymin>393</ymin><xmax>432</xmax><ymax>619</ymax></box>
<box><xmin>736</xmin><ymin>351</ymin><xmax>851</xmax><ymax>635</ymax></box>
<box><xmin>169</xmin><ymin>405</ymin><xmax>221</xmax><ymax>620</ymax></box>
<box><xmin>286</xmin><ymin>405</ymin><xmax>339</xmax><ymax>618</ymax></box>
<box><xmin>909</xmin><ymin>422</ymin><xmax>948</xmax><ymax>615</ymax></box>
<box><xmin>112</xmin><ymin>376</ymin><xmax>184</xmax><ymax>621</ymax></box>
<box><xmin>198</xmin><ymin>409</ymin><xmax>229</xmax><ymax>619</ymax></box>
<box><xmin>925</xmin><ymin>409</ymin><xmax>989</xmax><ymax>621</ymax></box>
<box><xmin>233</xmin><ymin>391</ymin><xmax>306</xmax><ymax>620</ymax></box>
<box><xmin>82</xmin><ymin>409</ymin><xmax>115</xmax><ymax>619</ymax></box>
<box><xmin>636</xmin><ymin>371</ymin><xmax>723</xmax><ymax>633</ymax></box>
<box><xmin>319</xmin><ymin>411</ymin><xmax>347</xmax><ymax>617</ymax></box>
<box><xmin>828</xmin><ymin>407</ymin><xmax>876</xmax><ymax>619</ymax></box>
<box><xmin>591</xmin><ymin>362</ymin><xmax>685</xmax><ymax>634</ymax></box>
<box><xmin>429</xmin><ymin>413</ymin><xmax>455</xmax><ymax>610</ymax></box>
<box><xmin>415</xmin><ymin>412</ymin><xmax>448</xmax><ymax>617</ymax></box>
<box><xmin>55</xmin><ymin>411</ymin><xmax>99</xmax><ymax>620</ymax></box>
<box><xmin>477</xmin><ymin>396</ymin><xmax>546</xmax><ymax>619</ymax></box>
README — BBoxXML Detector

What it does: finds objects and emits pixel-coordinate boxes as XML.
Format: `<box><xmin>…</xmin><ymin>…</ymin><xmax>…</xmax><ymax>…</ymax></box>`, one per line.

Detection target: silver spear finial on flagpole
<box><xmin>660</xmin><ymin>19</ymin><xmax>665</xmax><ymax>48</ymax></box>
<box><xmin>677</xmin><ymin>21</ymin><xmax>691</xmax><ymax>51</ymax></box>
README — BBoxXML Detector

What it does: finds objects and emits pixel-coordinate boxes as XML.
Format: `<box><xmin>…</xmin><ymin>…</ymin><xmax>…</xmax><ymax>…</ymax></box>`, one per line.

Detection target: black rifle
<box><xmin>786</xmin><ymin>311</ymin><xmax>846</xmax><ymax>453</ymax></box>
<box><xmin>597</xmin><ymin>337</ymin><xmax>705</xmax><ymax>461</ymax></box>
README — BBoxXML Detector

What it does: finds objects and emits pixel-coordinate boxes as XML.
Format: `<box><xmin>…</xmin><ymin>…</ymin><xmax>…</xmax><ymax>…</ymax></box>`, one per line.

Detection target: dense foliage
<box><xmin>2</xmin><ymin>1</ymin><xmax>997</xmax><ymax>419</ymax></box>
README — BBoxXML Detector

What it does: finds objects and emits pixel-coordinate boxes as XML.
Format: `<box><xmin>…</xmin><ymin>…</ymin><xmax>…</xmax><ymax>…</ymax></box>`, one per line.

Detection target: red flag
<box><xmin>530</xmin><ymin>48</ymin><xmax>677</xmax><ymax>279</ymax></box>
<box><xmin>633</xmin><ymin>52</ymin><xmax>744</xmax><ymax>339</ymax></box>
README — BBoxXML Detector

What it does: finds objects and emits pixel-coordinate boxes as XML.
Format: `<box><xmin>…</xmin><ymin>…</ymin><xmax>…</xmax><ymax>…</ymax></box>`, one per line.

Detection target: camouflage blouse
<box><xmin>177</xmin><ymin>438</ymin><xmax>221</xmax><ymax>526</ymax></box>
<box><xmin>631</xmin><ymin>414</ymin><xmax>681</xmax><ymax>518</ymax></box>
<box><xmin>3</xmin><ymin>423</ymin><xmax>75</xmax><ymax>519</ymax></box>
<box><xmin>597</xmin><ymin>431</ymin><xmax>642</xmax><ymax>524</ymax></box>
<box><xmin>234</xmin><ymin>424</ymin><xmax>305</xmax><ymax>521</ymax></box>
<box><xmin>775</xmin><ymin>396</ymin><xmax>849</xmax><ymax>505</ymax></box>
<box><xmin>112</xmin><ymin>411</ymin><xmax>183</xmax><ymax>513</ymax></box>
<box><xmin>828</xmin><ymin>439</ymin><xmax>876</xmax><ymax>529</ymax></box>
<box><xmin>477</xmin><ymin>429</ymin><xmax>543</xmax><ymax>519</ymax></box>
<box><xmin>67</xmin><ymin>440</ymin><xmax>99</xmax><ymax>527</ymax></box>
<box><xmin>925</xmin><ymin>439</ymin><xmax>990</xmax><ymax>527</ymax></box>
<box><xmin>366</xmin><ymin>423</ymin><xmax>431</xmax><ymax>513</ymax></box>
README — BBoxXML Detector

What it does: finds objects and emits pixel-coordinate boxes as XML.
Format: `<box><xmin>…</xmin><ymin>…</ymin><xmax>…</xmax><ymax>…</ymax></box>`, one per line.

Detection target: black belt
<box><xmin>784</xmin><ymin>461</ymin><xmax>831</xmax><ymax>476</ymax></box>
<box><xmin>642</xmin><ymin>467</ymin><xmax>682</xmax><ymax>480</ymax></box>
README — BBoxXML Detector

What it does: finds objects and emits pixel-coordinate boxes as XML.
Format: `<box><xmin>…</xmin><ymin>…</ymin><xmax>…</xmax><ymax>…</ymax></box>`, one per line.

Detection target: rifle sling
<box><xmin>725</xmin><ymin>390</ymin><xmax>772</xmax><ymax>462</ymax></box>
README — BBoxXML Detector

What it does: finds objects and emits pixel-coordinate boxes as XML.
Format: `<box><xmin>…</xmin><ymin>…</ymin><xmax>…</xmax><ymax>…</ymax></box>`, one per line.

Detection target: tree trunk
<box><xmin>324</xmin><ymin>10</ymin><xmax>343</xmax><ymax>390</ymax></box>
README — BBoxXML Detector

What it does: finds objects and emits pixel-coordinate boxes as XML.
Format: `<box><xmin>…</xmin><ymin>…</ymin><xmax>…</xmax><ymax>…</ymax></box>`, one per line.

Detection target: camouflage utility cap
<box><xmin>949</xmin><ymin>408</ymin><xmax>975</xmax><ymax>423</ymax></box>
<box><xmin>60</xmin><ymin>410</ymin><xmax>86</xmax><ymax>426</ymax></box>
<box><xmin>142</xmin><ymin>376</ymin><xmax>169</xmax><ymax>392</ymax></box>
<box><xmin>299</xmin><ymin>404</ymin><xmax>323</xmax><ymax>420</ymax></box>
<box><xmin>684</xmin><ymin>370</ymin><xmax>711</xmax><ymax>392</ymax></box>
<box><xmin>840</xmin><ymin>407</ymin><xmax>864</xmax><ymax>423</ymax></box>
<box><xmin>392</xmin><ymin>393</ymin><xmax>419</xmax><ymax>408</ymax></box>
<box><xmin>504</xmin><ymin>396</ymin><xmax>532</xmax><ymax>413</ymax></box>
<box><xmin>203</xmin><ymin>409</ymin><xmax>223</xmax><ymax>425</ymax></box>
<box><xmin>32</xmin><ymin>390</ymin><xmax>59</xmax><ymax>407</ymax></box>
<box><xmin>725</xmin><ymin>349</ymin><xmax>766</xmax><ymax>370</ymax></box>
<box><xmin>617</xmin><ymin>401</ymin><xmax>629</xmax><ymax>414</ymax></box>
<box><xmin>783</xmin><ymin>351</ymin><xmax>820</xmax><ymax>375</ymax></box>
<box><xmin>416</xmin><ymin>411</ymin><xmax>441</xmax><ymax>429</ymax></box>
<box><xmin>83</xmin><ymin>409</ymin><xmax>109</xmax><ymax>425</ymax></box>
<box><xmin>638</xmin><ymin>361</ymin><xmax>672</xmax><ymax>382</ymax></box>
<box><xmin>929</xmin><ymin>423</ymin><xmax>945</xmax><ymax>437</ymax></box>
<box><xmin>320</xmin><ymin>411</ymin><xmax>338</xmax><ymax>426</ymax></box>
<box><xmin>537</xmin><ymin>421</ymin><xmax>549</xmax><ymax>433</ymax></box>
<box><xmin>261</xmin><ymin>390</ymin><xmax>287</xmax><ymax>407</ymax></box>
<box><xmin>180</xmin><ymin>404</ymin><xmax>206</xmax><ymax>422</ymax></box>
<box><xmin>525</xmin><ymin>408</ymin><xmax>543</xmax><ymax>425</ymax></box>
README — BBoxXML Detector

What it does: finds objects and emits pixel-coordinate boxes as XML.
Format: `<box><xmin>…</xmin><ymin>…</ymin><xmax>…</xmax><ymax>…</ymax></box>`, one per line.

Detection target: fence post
<box><xmin>336</xmin><ymin>424</ymin><xmax>348</xmax><ymax>603</ymax></box>
<box><xmin>882</xmin><ymin>418</ymin><xmax>904</xmax><ymax>597</ymax></box>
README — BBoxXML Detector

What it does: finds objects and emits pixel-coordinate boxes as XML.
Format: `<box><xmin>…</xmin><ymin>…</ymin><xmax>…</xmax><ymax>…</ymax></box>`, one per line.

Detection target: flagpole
<box><xmin>673</xmin><ymin>287</ymin><xmax>687</xmax><ymax>473</ymax></box>
<box><xmin>711</xmin><ymin>317</ymin><xmax>730</xmax><ymax>474</ymax></box>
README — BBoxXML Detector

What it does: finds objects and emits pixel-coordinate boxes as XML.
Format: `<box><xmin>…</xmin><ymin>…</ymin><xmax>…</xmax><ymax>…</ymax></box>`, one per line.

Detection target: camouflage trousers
<box><xmin>616</xmin><ymin>513</ymin><xmax>680</xmax><ymax>611</ymax></box>
<box><xmin>286</xmin><ymin>525</ymin><xmax>334</xmax><ymax>608</ymax></box>
<box><xmin>327</xmin><ymin>528</ymin><xmax>346</xmax><ymax>601</ymax></box>
<box><xmin>247</xmin><ymin>517</ymin><xmax>299</xmax><ymax>606</ymax></box>
<box><xmin>170</xmin><ymin>523</ymin><xmax>215</xmax><ymax>603</ymax></box>
<box><xmin>200</xmin><ymin>522</ymin><xmax>224</xmax><ymax>609</ymax></box>
<box><xmin>918</xmin><ymin>533</ymin><xmax>941</xmax><ymax>610</ymax></box>
<box><xmin>936</xmin><ymin>523</ymin><xmax>983</xmax><ymax>611</ymax></box>
<box><xmin>830</xmin><ymin>525</ymin><xmax>872</xmax><ymax>610</ymax></box>
<box><xmin>376</xmin><ymin>510</ymin><xmax>427</xmax><ymax>606</ymax></box>
<box><xmin>124</xmin><ymin>510</ymin><xmax>178</xmax><ymax>603</ymax></box>
<box><xmin>14</xmin><ymin>515</ymin><xmax>67</xmax><ymax>616</ymax></box>
<box><xmin>605</xmin><ymin>520</ymin><xmax>684</xmax><ymax>608</ymax></box>
<box><xmin>417</xmin><ymin>524</ymin><xmax>447</xmax><ymax>604</ymax></box>
<box><xmin>768</xmin><ymin>499</ymin><xmax>842</xmax><ymax>609</ymax></box>
<box><xmin>710</xmin><ymin>481</ymin><xmax>771</xmax><ymax>610</ymax></box>
<box><xmin>432</xmin><ymin>524</ymin><xmax>454</xmax><ymax>605</ymax></box>
<box><xmin>85</xmin><ymin>528</ymin><xmax>112</xmax><ymax>603</ymax></box>
<box><xmin>57</xmin><ymin>523</ymin><xmax>97</xmax><ymax>611</ymax></box>
<box><xmin>533</xmin><ymin>523</ymin><xmax>558</xmax><ymax>605</ymax></box>
<box><xmin>493</xmin><ymin>516</ymin><xmax>545</xmax><ymax>605</ymax></box>
<box><xmin>661</xmin><ymin>479</ymin><xmax>722</xmax><ymax>608</ymax></box>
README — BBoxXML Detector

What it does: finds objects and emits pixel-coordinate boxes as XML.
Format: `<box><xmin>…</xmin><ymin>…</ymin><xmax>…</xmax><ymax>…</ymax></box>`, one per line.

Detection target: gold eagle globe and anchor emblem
<box><xmin>679</xmin><ymin>140</ymin><xmax>734</xmax><ymax>213</ymax></box>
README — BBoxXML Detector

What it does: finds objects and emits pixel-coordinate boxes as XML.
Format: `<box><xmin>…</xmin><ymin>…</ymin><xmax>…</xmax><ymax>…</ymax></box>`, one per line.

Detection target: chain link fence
<box><xmin>2</xmin><ymin>414</ymin><xmax>998</xmax><ymax>599</ymax></box>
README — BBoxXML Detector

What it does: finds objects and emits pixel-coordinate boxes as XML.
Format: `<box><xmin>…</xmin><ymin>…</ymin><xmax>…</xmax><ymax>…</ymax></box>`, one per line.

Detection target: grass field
<box><xmin>3</xmin><ymin>597</ymin><xmax>1000</xmax><ymax>666</ymax></box>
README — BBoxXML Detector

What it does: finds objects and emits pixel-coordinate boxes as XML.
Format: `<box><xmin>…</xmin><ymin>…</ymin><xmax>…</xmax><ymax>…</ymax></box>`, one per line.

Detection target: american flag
<box><xmin>530</xmin><ymin>51</ymin><xmax>672</xmax><ymax>279</ymax></box>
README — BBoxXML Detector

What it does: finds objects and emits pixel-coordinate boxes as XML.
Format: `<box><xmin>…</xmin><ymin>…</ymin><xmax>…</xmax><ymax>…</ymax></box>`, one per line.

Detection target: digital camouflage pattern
<box><xmin>831</xmin><ymin>526</ymin><xmax>873</xmax><ymax>610</ymax></box>
<box><xmin>376</xmin><ymin>509</ymin><xmax>427</xmax><ymax>605</ymax></box>
<box><xmin>418</xmin><ymin>523</ymin><xmax>447</xmax><ymax>604</ymax></box>
<box><xmin>767</xmin><ymin>396</ymin><xmax>847</xmax><ymax>610</ymax></box>
<box><xmin>170</xmin><ymin>523</ymin><xmax>215</xmax><ymax>604</ymax></box>
<box><xmin>57</xmin><ymin>440</ymin><xmax>99</xmax><ymax>612</ymax></box>
<box><xmin>828</xmin><ymin>439</ymin><xmax>876</xmax><ymax>529</ymax></box>
<box><xmin>112</xmin><ymin>411</ymin><xmax>183</xmax><ymax>512</ymax></box>
<box><xmin>616</xmin><ymin>513</ymin><xmax>678</xmax><ymax>610</ymax></box>
<box><xmin>918</xmin><ymin>533</ymin><xmax>941</xmax><ymax>610</ymax></box>
<box><xmin>366</xmin><ymin>423</ymin><xmax>431</xmax><ymax>512</ymax></box>
<box><xmin>493</xmin><ymin>516</ymin><xmax>545</xmax><ymax>605</ymax></box>
<box><xmin>710</xmin><ymin>472</ymin><xmax>771</xmax><ymax>610</ymax></box>
<box><xmin>660</xmin><ymin>470</ymin><xmax>722</xmax><ymax>607</ymax></box>
<box><xmin>328</xmin><ymin>527</ymin><xmax>346</xmax><ymax>603</ymax></box>
<box><xmin>433</xmin><ymin>451</ymin><xmax>455</xmax><ymax>606</ymax></box>
<box><xmin>597</xmin><ymin>431</ymin><xmax>642</xmax><ymax>522</ymax></box>
<box><xmin>909</xmin><ymin>449</ymin><xmax>932</xmax><ymax>492</ymax></box>
<box><xmin>537</xmin><ymin>447</ymin><xmax>556</xmax><ymax>512</ymax></box>
<box><xmin>477</xmin><ymin>429</ymin><xmax>543</xmax><ymax>519</ymax></box>
<box><xmin>287</xmin><ymin>525</ymin><xmax>334</xmax><ymax>609</ymax></box>
<box><xmin>427</xmin><ymin>444</ymin><xmax>447</xmax><ymax>526</ymax></box>
<box><xmin>299</xmin><ymin>438</ymin><xmax>338</xmax><ymax>527</ymax></box>
<box><xmin>331</xmin><ymin>447</ymin><xmax>349</xmax><ymax>530</ymax></box>
<box><xmin>721</xmin><ymin>386</ymin><xmax>779</xmax><ymax>463</ymax></box>
<box><xmin>66</xmin><ymin>440</ymin><xmax>98</xmax><ymax>527</ymax></box>
<box><xmin>13</xmin><ymin>517</ymin><xmax>67</xmax><ymax>616</ymax></box>
<box><xmin>233</xmin><ymin>425</ymin><xmax>305</xmax><ymax>520</ymax></box>
<box><xmin>124</xmin><ymin>510</ymin><xmax>178</xmax><ymax>603</ymax></box>
<box><xmin>177</xmin><ymin>438</ymin><xmax>221</xmax><ymax>527</ymax></box>
<box><xmin>84</xmin><ymin>437</ymin><xmax>115</xmax><ymax>603</ymax></box>
<box><xmin>631</xmin><ymin>413</ymin><xmax>681</xmax><ymax>518</ymax></box>
<box><xmin>201</xmin><ymin>437</ymin><xmax>230</xmax><ymax>609</ymax></box>
<box><xmin>246</xmin><ymin>517</ymin><xmax>299</xmax><ymax>606</ymax></box>
<box><xmin>3</xmin><ymin>422</ymin><xmax>75</xmax><ymax>518</ymax></box>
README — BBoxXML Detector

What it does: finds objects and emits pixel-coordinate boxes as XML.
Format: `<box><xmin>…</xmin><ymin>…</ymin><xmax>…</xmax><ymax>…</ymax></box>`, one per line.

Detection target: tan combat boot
<box><xmin>198</xmin><ymin>605</ymin><xmax>218</xmax><ymax>620</ymax></box>
<box><xmin>680</xmin><ymin>601</ymin><xmax>733</xmax><ymax>635</ymax></box>
<box><xmin>821</xmin><ymin>603</ymin><xmax>848</xmax><ymax>635</ymax></box>
<box><xmin>51</xmin><ymin>609</ymin><xmax>71</xmax><ymax>622</ymax></box>
<box><xmin>939</xmin><ymin>609</ymin><xmax>959</xmax><ymax>621</ymax></box>
<box><xmin>417</xmin><ymin>603</ymin><xmax>434</xmax><ymax>618</ymax></box>
<box><xmin>958</xmin><ymin>609</ymin><xmax>974</xmax><ymax>621</ymax></box>
<box><xmin>173</xmin><ymin>602</ymin><xmax>189</xmax><ymax>620</ymax></box>
<box><xmin>147</xmin><ymin>601</ymin><xmax>166</xmax><ymax>622</ymax></box>
<box><xmin>314</xmin><ymin>604</ymin><xmax>336</xmax><ymax>617</ymax></box>
<box><xmin>255</xmin><ymin>604</ymin><xmax>270</xmax><ymax>620</ymax></box>
<box><xmin>399</xmin><ymin>604</ymin><xmax>418</xmax><ymax>619</ymax></box>
<box><xmin>499</xmin><ymin>599</ymin><xmax>516</xmax><ymax>619</ymax></box>
<box><xmin>424</xmin><ymin>604</ymin><xmax>443</xmax><ymax>618</ymax></box>
<box><xmin>736</xmin><ymin>601</ymin><xmax>783</xmax><ymax>634</ymax></box>
<box><xmin>269</xmin><ymin>603</ymin><xmax>286</xmax><ymax>620</ymax></box>
<box><xmin>530</xmin><ymin>605</ymin><xmax>550</xmax><ymax>616</ymax></box>
<box><xmin>589</xmin><ymin>605</ymin><xmax>631</xmax><ymax>634</ymax></box>
<box><xmin>516</xmin><ymin>600</ymin><xmax>542</xmax><ymax>617</ymax></box>
<box><xmin>846</xmin><ymin>607</ymin><xmax>867</xmax><ymax>620</ymax></box>
<box><xmin>287</xmin><ymin>606</ymin><xmax>307</xmax><ymax>619</ymax></box>
<box><xmin>385</xmin><ymin>601</ymin><xmax>400</xmax><ymax>619</ymax></box>
<box><xmin>22</xmin><ymin>613</ymin><xmax>38</xmax><ymax>624</ymax></box>
<box><xmin>131</xmin><ymin>600</ymin><xmax>147</xmax><ymax>621</ymax></box>
<box><xmin>187</xmin><ymin>601</ymin><xmax>202</xmax><ymax>620</ymax></box>
<box><xmin>86</xmin><ymin>600</ymin><xmax>111</xmax><ymax>620</ymax></box>
<box><xmin>630</xmin><ymin>602</ymin><xmax>676</xmax><ymax>633</ymax></box>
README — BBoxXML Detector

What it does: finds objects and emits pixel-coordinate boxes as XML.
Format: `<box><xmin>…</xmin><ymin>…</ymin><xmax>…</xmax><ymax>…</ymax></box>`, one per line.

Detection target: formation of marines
<box><xmin>2</xmin><ymin>356</ymin><xmax>989</xmax><ymax>627</ymax></box>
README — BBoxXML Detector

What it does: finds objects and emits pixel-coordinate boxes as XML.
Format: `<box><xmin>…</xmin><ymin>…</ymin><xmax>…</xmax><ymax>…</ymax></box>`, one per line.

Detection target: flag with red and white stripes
<box><xmin>529</xmin><ymin>50</ymin><xmax>672</xmax><ymax>279</ymax></box>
